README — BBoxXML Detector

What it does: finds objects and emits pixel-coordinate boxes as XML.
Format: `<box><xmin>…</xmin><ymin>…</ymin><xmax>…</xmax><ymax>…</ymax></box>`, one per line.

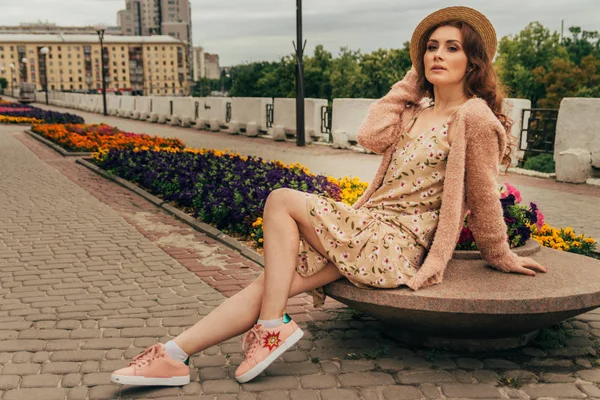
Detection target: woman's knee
<box><xmin>265</xmin><ymin>188</ymin><xmax>298</xmax><ymax>213</ymax></box>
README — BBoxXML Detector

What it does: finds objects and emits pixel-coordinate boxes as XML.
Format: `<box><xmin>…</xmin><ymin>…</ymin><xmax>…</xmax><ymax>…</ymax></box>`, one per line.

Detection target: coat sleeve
<box><xmin>464</xmin><ymin>120</ymin><xmax>519</xmax><ymax>272</ymax></box>
<box><xmin>356</xmin><ymin>68</ymin><xmax>422</xmax><ymax>155</ymax></box>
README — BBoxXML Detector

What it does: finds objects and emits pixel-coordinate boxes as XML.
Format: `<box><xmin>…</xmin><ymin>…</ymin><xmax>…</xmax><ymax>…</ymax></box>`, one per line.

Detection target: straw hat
<box><xmin>410</xmin><ymin>6</ymin><xmax>497</xmax><ymax>67</ymax></box>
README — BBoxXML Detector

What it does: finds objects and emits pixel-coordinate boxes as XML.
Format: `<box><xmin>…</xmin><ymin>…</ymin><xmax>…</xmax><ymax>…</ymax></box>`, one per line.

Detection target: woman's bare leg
<box><xmin>259</xmin><ymin>188</ymin><xmax>322</xmax><ymax>320</ymax></box>
<box><xmin>174</xmin><ymin>189</ymin><xmax>337</xmax><ymax>355</ymax></box>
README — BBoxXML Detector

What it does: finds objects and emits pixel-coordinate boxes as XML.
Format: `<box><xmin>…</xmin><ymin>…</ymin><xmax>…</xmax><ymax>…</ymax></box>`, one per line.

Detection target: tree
<box><xmin>329</xmin><ymin>47</ymin><xmax>363</xmax><ymax>99</ymax></box>
<box><xmin>495</xmin><ymin>22</ymin><xmax>569</xmax><ymax>106</ymax></box>
<box><xmin>358</xmin><ymin>43</ymin><xmax>411</xmax><ymax>99</ymax></box>
<box><xmin>191</xmin><ymin>78</ymin><xmax>221</xmax><ymax>97</ymax></box>
<box><xmin>0</xmin><ymin>78</ymin><xmax>7</xmax><ymax>94</ymax></box>
<box><xmin>534</xmin><ymin>58</ymin><xmax>585</xmax><ymax>108</ymax></box>
<box><xmin>303</xmin><ymin>45</ymin><xmax>333</xmax><ymax>100</ymax></box>
<box><xmin>562</xmin><ymin>27</ymin><xmax>600</xmax><ymax>65</ymax></box>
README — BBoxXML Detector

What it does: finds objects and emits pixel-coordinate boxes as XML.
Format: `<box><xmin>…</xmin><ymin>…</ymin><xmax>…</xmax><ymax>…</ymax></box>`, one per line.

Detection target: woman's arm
<box><xmin>465</xmin><ymin>121</ymin><xmax>521</xmax><ymax>272</ymax></box>
<box><xmin>356</xmin><ymin>67</ymin><xmax>422</xmax><ymax>155</ymax></box>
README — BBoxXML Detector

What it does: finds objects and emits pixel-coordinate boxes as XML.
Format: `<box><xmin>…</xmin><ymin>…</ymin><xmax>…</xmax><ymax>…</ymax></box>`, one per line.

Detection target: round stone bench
<box><xmin>323</xmin><ymin>240</ymin><xmax>600</xmax><ymax>351</ymax></box>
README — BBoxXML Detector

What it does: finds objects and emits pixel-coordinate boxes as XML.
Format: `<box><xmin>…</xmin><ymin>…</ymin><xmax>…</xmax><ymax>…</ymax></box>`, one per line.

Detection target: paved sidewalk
<box><xmin>31</xmin><ymin>103</ymin><xmax>600</xmax><ymax>242</ymax></box>
<box><xmin>3</xmin><ymin>122</ymin><xmax>600</xmax><ymax>400</ymax></box>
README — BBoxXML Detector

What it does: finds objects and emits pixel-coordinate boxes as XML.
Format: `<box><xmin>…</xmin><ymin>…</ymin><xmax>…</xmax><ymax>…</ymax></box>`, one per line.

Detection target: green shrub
<box><xmin>522</xmin><ymin>153</ymin><xmax>555</xmax><ymax>173</ymax></box>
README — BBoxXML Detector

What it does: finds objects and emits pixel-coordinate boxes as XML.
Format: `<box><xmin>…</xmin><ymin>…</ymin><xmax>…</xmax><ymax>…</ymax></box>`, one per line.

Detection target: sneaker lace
<box><xmin>129</xmin><ymin>343</ymin><xmax>163</xmax><ymax>368</ymax></box>
<box><xmin>242</xmin><ymin>324</ymin><xmax>264</xmax><ymax>358</ymax></box>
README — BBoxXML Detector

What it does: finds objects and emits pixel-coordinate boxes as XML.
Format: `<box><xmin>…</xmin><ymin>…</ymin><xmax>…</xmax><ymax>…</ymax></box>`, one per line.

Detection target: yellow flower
<box><xmin>258</xmin><ymin>238</ymin><xmax>263</xmax><ymax>243</ymax></box>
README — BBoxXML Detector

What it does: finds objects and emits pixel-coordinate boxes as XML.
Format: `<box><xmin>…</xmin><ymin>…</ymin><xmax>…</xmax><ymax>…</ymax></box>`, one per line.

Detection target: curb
<box><xmin>507</xmin><ymin>167</ymin><xmax>555</xmax><ymax>180</ymax></box>
<box><xmin>75</xmin><ymin>158</ymin><xmax>265</xmax><ymax>267</ymax></box>
<box><xmin>25</xmin><ymin>129</ymin><xmax>93</xmax><ymax>157</ymax></box>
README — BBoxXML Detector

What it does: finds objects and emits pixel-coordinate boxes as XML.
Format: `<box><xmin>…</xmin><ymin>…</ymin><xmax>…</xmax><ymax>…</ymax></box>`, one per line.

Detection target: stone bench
<box><xmin>324</xmin><ymin>239</ymin><xmax>600</xmax><ymax>351</ymax></box>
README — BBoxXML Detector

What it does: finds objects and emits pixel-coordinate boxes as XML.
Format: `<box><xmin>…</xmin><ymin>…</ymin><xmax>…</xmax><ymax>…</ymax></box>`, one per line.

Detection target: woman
<box><xmin>111</xmin><ymin>6</ymin><xmax>546</xmax><ymax>386</ymax></box>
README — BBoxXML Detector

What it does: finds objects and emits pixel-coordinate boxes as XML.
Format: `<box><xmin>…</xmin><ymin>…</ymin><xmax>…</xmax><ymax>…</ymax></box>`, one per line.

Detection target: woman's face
<box><xmin>423</xmin><ymin>25</ymin><xmax>469</xmax><ymax>87</ymax></box>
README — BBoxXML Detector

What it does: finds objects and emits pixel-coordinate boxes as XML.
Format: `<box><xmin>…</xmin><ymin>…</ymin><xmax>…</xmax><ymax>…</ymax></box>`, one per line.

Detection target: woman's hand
<box><xmin>508</xmin><ymin>256</ymin><xmax>547</xmax><ymax>276</ymax></box>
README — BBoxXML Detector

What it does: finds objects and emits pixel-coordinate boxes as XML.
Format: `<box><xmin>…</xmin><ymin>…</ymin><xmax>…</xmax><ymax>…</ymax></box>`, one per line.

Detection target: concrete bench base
<box><xmin>324</xmin><ymin>240</ymin><xmax>600</xmax><ymax>351</ymax></box>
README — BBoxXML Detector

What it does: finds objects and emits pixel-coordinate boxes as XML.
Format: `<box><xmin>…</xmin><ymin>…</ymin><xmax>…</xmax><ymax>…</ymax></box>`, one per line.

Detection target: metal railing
<box><xmin>519</xmin><ymin>108</ymin><xmax>559</xmax><ymax>155</ymax></box>
<box><xmin>321</xmin><ymin>105</ymin><xmax>332</xmax><ymax>142</ymax></box>
<box><xmin>266</xmin><ymin>103</ymin><xmax>274</xmax><ymax>128</ymax></box>
<box><xmin>226</xmin><ymin>102</ymin><xmax>232</xmax><ymax>123</ymax></box>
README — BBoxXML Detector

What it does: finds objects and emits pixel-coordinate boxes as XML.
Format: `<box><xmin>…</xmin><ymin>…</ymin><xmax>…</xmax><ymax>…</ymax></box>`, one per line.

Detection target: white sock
<box><xmin>164</xmin><ymin>340</ymin><xmax>189</xmax><ymax>362</ymax></box>
<box><xmin>258</xmin><ymin>317</ymin><xmax>283</xmax><ymax>329</ymax></box>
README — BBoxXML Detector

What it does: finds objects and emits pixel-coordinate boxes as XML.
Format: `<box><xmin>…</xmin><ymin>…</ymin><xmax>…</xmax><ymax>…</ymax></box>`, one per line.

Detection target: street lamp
<box><xmin>40</xmin><ymin>47</ymin><xmax>49</xmax><ymax>105</ymax></box>
<box><xmin>9</xmin><ymin>63</ymin><xmax>15</xmax><ymax>96</ymax></box>
<box><xmin>0</xmin><ymin>64</ymin><xmax>4</xmax><ymax>95</ymax></box>
<box><xmin>95</xmin><ymin>23</ymin><xmax>108</xmax><ymax>116</ymax></box>
<box><xmin>21</xmin><ymin>57</ymin><xmax>28</xmax><ymax>84</ymax></box>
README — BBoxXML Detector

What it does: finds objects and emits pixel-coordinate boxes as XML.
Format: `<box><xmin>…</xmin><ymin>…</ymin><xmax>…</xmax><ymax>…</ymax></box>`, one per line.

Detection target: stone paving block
<box><xmin>0</xmin><ymin>340</ymin><xmax>45</xmax><ymax>352</ymax></box>
<box><xmin>193</xmin><ymin>355</ymin><xmax>228</xmax><ymax>368</ymax></box>
<box><xmin>82</xmin><ymin>372</ymin><xmax>112</xmax><ymax>386</ymax></box>
<box><xmin>98</xmin><ymin>318</ymin><xmax>145</xmax><ymax>328</ymax></box>
<box><xmin>50</xmin><ymin>350</ymin><xmax>105</xmax><ymax>362</ymax></box>
<box><xmin>265</xmin><ymin>362</ymin><xmax>320</xmax><ymax>376</ymax></box>
<box><xmin>45</xmin><ymin>340</ymin><xmax>80</xmax><ymax>351</ymax></box>
<box><xmin>320</xmin><ymin>388</ymin><xmax>360</xmax><ymax>400</ymax></box>
<box><xmin>81</xmin><ymin>338</ymin><xmax>132</xmax><ymax>349</ymax></box>
<box><xmin>577</xmin><ymin>368</ymin><xmax>600</xmax><ymax>382</ymax></box>
<box><xmin>382</xmin><ymin>385</ymin><xmax>422</xmax><ymax>400</ymax></box>
<box><xmin>242</xmin><ymin>376</ymin><xmax>299</xmax><ymax>391</ymax></box>
<box><xmin>540</xmin><ymin>372</ymin><xmax>575</xmax><ymax>382</ymax></box>
<box><xmin>199</xmin><ymin>366</ymin><xmax>228</xmax><ymax>380</ymax></box>
<box><xmin>257</xmin><ymin>390</ymin><xmax>289</xmax><ymax>400</ymax></box>
<box><xmin>67</xmin><ymin>386</ymin><xmax>88</xmax><ymax>400</ymax></box>
<box><xmin>483</xmin><ymin>359</ymin><xmax>519</xmax><ymax>369</ymax></box>
<box><xmin>290</xmin><ymin>389</ymin><xmax>319</xmax><ymax>400</ymax></box>
<box><xmin>88</xmin><ymin>385</ymin><xmax>121</xmax><ymax>400</ymax></box>
<box><xmin>578</xmin><ymin>383</ymin><xmax>600</xmax><ymax>397</ymax></box>
<box><xmin>456</xmin><ymin>357</ymin><xmax>484</xmax><ymax>370</ymax></box>
<box><xmin>0</xmin><ymin>375</ymin><xmax>21</xmax><ymax>390</ymax></box>
<box><xmin>3</xmin><ymin>388</ymin><xmax>67</xmax><ymax>400</ymax></box>
<box><xmin>69</xmin><ymin>329</ymin><xmax>101</xmax><ymax>339</ymax></box>
<box><xmin>300</xmin><ymin>374</ymin><xmax>338</xmax><ymax>389</ymax></box>
<box><xmin>340</xmin><ymin>360</ymin><xmax>375</xmax><ymax>372</ymax></box>
<box><xmin>397</xmin><ymin>370</ymin><xmax>454</xmax><ymax>384</ymax></box>
<box><xmin>81</xmin><ymin>361</ymin><xmax>100</xmax><ymax>373</ymax></box>
<box><xmin>522</xmin><ymin>383</ymin><xmax>585</xmax><ymax>399</ymax></box>
<box><xmin>441</xmin><ymin>383</ymin><xmax>502</xmax><ymax>398</ymax></box>
<box><xmin>42</xmin><ymin>362</ymin><xmax>80</xmax><ymax>374</ymax></box>
<box><xmin>472</xmin><ymin>369</ymin><xmax>501</xmax><ymax>383</ymax></box>
<box><xmin>1</xmin><ymin>363</ymin><xmax>40</xmax><ymax>375</ymax></box>
<box><xmin>376</xmin><ymin>358</ymin><xmax>404</xmax><ymax>371</ymax></box>
<box><xmin>201</xmin><ymin>379</ymin><xmax>241</xmax><ymax>394</ymax></box>
<box><xmin>419</xmin><ymin>383</ymin><xmax>441</xmax><ymax>399</ymax></box>
<box><xmin>61</xmin><ymin>373</ymin><xmax>82</xmax><ymax>387</ymax></box>
<box><xmin>338</xmin><ymin>372</ymin><xmax>395</xmax><ymax>387</ymax></box>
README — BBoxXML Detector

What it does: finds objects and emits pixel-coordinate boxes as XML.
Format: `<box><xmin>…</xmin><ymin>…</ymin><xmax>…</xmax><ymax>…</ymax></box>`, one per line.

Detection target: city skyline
<box><xmin>1</xmin><ymin>0</ymin><xmax>599</xmax><ymax>67</ymax></box>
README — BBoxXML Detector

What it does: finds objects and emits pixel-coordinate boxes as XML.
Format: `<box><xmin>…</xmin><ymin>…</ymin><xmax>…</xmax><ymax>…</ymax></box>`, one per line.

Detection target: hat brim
<box><xmin>410</xmin><ymin>6</ymin><xmax>497</xmax><ymax>68</ymax></box>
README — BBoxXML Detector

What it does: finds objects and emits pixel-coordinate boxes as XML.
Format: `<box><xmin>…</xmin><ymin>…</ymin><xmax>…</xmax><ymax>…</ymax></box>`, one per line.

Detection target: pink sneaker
<box><xmin>235</xmin><ymin>317</ymin><xmax>304</xmax><ymax>383</ymax></box>
<box><xmin>111</xmin><ymin>343</ymin><xmax>190</xmax><ymax>386</ymax></box>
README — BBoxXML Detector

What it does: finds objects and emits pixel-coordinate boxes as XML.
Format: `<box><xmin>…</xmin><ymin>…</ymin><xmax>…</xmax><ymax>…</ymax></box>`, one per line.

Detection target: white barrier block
<box><xmin>331</xmin><ymin>98</ymin><xmax>377</xmax><ymax>147</ymax></box>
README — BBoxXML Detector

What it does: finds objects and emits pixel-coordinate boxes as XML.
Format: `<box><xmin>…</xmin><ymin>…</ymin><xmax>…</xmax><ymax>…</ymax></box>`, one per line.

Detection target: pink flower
<box><xmin>535</xmin><ymin>209</ymin><xmax>545</xmax><ymax>231</ymax></box>
<box><xmin>502</xmin><ymin>183</ymin><xmax>522</xmax><ymax>203</ymax></box>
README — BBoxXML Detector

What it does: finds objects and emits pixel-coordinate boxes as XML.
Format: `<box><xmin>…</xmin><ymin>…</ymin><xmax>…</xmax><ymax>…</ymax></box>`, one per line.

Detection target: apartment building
<box><xmin>0</xmin><ymin>33</ymin><xmax>189</xmax><ymax>96</ymax></box>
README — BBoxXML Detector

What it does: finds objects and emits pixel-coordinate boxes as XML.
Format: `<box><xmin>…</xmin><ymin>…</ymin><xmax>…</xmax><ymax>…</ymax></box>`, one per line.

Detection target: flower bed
<box><xmin>94</xmin><ymin>147</ymin><xmax>341</xmax><ymax>235</ymax></box>
<box><xmin>0</xmin><ymin>103</ymin><xmax>84</xmax><ymax>124</ymax></box>
<box><xmin>456</xmin><ymin>183</ymin><xmax>596</xmax><ymax>256</ymax></box>
<box><xmin>0</xmin><ymin>116</ymin><xmax>43</xmax><ymax>125</ymax></box>
<box><xmin>32</xmin><ymin>124</ymin><xmax>184</xmax><ymax>153</ymax></box>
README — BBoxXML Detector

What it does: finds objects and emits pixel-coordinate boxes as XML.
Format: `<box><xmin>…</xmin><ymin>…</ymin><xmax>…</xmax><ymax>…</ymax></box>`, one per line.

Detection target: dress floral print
<box><xmin>297</xmin><ymin>117</ymin><xmax>452</xmax><ymax>306</ymax></box>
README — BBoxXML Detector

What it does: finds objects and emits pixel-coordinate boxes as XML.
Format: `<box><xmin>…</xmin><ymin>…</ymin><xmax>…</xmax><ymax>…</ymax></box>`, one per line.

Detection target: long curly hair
<box><xmin>414</xmin><ymin>20</ymin><xmax>514</xmax><ymax>168</ymax></box>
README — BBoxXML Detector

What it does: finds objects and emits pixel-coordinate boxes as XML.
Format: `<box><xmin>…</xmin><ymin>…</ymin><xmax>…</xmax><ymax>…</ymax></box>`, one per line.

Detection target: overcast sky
<box><xmin>1</xmin><ymin>0</ymin><xmax>599</xmax><ymax>66</ymax></box>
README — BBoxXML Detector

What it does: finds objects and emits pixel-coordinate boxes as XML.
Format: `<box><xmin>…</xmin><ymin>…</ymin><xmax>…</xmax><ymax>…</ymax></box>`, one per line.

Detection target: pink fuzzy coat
<box><xmin>354</xmin><ymin>69</ymin><xmax>520</xmax><ymax>291</ymax></box>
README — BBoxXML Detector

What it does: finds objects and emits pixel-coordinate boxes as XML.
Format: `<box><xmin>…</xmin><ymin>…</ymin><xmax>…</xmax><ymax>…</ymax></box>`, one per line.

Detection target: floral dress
<box><xmin>297</xmin><ymin>114</ymin><xmax>452</xmax><ymax>306</ymax></box>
